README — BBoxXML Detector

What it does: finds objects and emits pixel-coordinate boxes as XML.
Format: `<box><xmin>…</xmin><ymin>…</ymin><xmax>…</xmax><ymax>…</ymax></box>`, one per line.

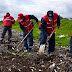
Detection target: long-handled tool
<box><xmin>39</xmin><ymin>26</ymin><xmax>59</xmax><ymax>56</ymax></box>
<box><xmin>17</xmin><ymin>23</ymin><xmax>38</xmax><ymax>49</ymax></box>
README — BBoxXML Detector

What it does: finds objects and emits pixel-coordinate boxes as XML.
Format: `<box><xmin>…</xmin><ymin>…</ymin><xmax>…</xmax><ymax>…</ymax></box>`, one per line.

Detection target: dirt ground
<box><xmin>0</xmin><ymin>24</ymin><xmax>72</xmax><ymax>72</ymax></box>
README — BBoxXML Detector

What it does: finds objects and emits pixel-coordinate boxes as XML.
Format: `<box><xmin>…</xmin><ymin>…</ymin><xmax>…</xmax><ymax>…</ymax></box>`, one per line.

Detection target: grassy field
<box><xmin>55</xmin><ymin>20</ymin><xmax>72</xmax><ymax>46</ymax></box>
<box><xmin>0</xmin><ymin>19</ymin><xmax>72</xmax><ymax>47</ymax></box>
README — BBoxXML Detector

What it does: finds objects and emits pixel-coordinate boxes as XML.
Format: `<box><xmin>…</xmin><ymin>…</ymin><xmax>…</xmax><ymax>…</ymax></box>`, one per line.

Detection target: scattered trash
<box><xmin>49</xmin><ymin>63</ymin><xmax>55</xmax><ymax>68</ymax></box>
<box><xmin>0</xmin><ymin>24</ymin><xmax>72</xmax><ymax>72</ymax></box>
<box><xmin>39</xmin><ymin>69</ymin><xmax>42</xmax><ymax>72</ymax></box>
<box><xmin>41</xmin><ymin>65</ymin><xmax>45</xmax><ymax>67</ymax></box>
<box><xmin>57</xmin><ymin>35</ymin><xmax>65</xmax><ymax>38</ymax></box>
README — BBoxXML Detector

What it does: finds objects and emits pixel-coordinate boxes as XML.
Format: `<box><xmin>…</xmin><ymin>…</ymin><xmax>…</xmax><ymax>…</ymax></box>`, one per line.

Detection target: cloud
<box><xmin>0</xmin><ymin>0</ymin><xmax>16</xmax><ymax>18</ymax></box>
<box><xmin>32</xmin><ymin>0</ymin><xmax>72</xmax><ymax>18</ymax></box>
<box><xmin>0</xmin><ymin>0</ymin><xmax>72</xmax><ymax>20</ymax></box>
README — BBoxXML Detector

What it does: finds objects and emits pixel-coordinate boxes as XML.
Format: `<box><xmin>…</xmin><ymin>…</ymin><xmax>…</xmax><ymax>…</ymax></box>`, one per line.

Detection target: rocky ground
<box><xmin>0</xmin><ymin>24</ymin><xmax>72</xmax><ymax>72</ymax></box>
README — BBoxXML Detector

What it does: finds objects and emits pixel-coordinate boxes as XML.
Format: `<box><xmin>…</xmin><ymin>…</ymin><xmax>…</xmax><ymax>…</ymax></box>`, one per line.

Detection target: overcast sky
<box><xmin>0</xmin><ymin>0</ymin><xmax>72</xmax><ymax>20</ymax></box>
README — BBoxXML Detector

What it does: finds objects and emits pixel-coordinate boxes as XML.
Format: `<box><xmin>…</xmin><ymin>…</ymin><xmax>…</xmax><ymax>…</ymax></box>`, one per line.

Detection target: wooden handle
<box><xmin>47</xmin><ymin>26</ymin><xmax>58</xmax><ymax>40</ymax></box>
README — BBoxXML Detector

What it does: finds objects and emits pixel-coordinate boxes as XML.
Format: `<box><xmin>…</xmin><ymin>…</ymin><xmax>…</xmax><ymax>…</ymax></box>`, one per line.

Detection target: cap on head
<box><xmin>47</xmin><ymin>10</ymin><xmax>54</xmax><ymax>21</ymax></box>
<box><xmin>18</xmin><ymin>13</ymin><xmax>24</xmax><ymax>20</ymax></box>
<box><xmin>6</xmin><ymin>12</ymin><xmax>10</xmax><ymax>15</ymax></box>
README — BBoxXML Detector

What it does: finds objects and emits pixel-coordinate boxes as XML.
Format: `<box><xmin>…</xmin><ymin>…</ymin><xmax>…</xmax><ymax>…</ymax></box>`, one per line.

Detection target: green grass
<box><xmin>0</xmin><ymin>21</ymin><xmax>3</xmax><ymax>24</ymax></box>
<box><xmin>0</xmin><ymin>19</ymin><xmax>72</xmax><ymax>47</ymax></box>
<box><xmin>32</xmin><ymin>20</ymin><xmax>40</xmax><ymax>39</ymax></box>
<box><xmin>12</xmin><ymin>20</ymin><xmax>23</xmax><ymax>32</ymax></box>
<box><xmin>55</xmin><ymin>20</ymin><xmax>72</xmax><ymax>46</ymax></box>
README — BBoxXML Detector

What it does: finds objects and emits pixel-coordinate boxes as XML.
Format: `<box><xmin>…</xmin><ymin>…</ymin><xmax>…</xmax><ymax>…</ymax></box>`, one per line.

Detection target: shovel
<box><xmin>39</xmin><ymin>26</ymin><xmax>59</xmax><ymax>56</ymax></box>
<box><xmin>17</xmin><ymin>22</ymin><xmax>38</xmax><ymax>49</ymax></box>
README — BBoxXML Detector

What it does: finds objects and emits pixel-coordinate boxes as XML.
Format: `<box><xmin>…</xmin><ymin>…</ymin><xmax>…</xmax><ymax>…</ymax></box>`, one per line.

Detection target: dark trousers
<box><xmin>48</xmin><ymin>33</ymin><xmax>55</xmax><ymax>54</ymax></box>
<box><xmin>23</xmin><ymin>31</ymin><xmax>33</xmax><ymax>49</ymax></box>
<box><xmin>40</xmin><ymin>31</ymin><xmax>55</xmax><ymax>54</ymax></box>
<box><xmin>1</xmin><ymin>26</ymin><xmax>12</xmax><ymax>40</ymax></box>
<box><xmin>69</xmin><ymin>36</ymin><xmax>72</xmax><ymax>53</ymax></box>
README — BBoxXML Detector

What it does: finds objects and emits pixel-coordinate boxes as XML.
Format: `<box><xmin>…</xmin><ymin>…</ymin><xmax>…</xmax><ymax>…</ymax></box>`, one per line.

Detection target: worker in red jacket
<box><xmin>0</xmin><ymin>12</ymin><xmax>15</xmax><ymax>43</ymax></box>
<box><xmin>17</xmin><ymin>13</ymin><xmax>38</xmax><ymax>52</ymax></box>
<box><xmin>39</xmin><ymin>10</ymin><xmax>60</xmax><ymax>54</ymax></box>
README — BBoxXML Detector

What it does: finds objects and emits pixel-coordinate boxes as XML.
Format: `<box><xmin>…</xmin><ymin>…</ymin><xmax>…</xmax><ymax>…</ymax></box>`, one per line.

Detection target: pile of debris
<box><xmin>0</xmin><ymin>24</ymin><xmax>72</xmax><ymax>72</ymax></box>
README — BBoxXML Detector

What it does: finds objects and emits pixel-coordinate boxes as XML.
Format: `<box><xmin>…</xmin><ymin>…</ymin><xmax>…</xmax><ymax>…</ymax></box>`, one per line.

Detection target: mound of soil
<box><xmin>0</xmin><ymin>24</ymin><xmax>72</xmax><ymax>72</ymax></box>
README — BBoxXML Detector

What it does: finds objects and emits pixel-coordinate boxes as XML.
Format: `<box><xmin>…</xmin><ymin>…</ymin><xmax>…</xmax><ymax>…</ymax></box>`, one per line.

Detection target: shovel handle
<box><xmin>47</xmin><ymin>26</ymin><xmax>59</xmax><ymax>40</ymax></box>
<box><xmin>54</xmin><ymin>26</ymin><xmax>59</xmax><ymax>31</ymax></box>
<box><xmin>39</xmin><ymin>26</ymin><xmax>59</xmax><ymax>56</ymax></box>
<box><xmin>17</xmin><ymin>22</ymin><xmax>38</xmax><ymax>48</ymax></box>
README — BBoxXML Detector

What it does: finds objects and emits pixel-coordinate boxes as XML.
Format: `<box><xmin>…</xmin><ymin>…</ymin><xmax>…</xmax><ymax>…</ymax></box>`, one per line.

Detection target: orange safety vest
<box><xmin>18</xmin><ymin>15</ymin><xmax>33</xmax><ymax>32</ymax></box>
<box><xmin>41</xmin><ymin>13</ymin><xmax>58</xmax><ymax>34</ymax></box>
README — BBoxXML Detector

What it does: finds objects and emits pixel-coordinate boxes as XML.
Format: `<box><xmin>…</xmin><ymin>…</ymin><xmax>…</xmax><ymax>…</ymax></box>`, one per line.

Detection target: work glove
<box><xmin>47</xmin><ymin>36</ymin><xmax>51</xmax><ymax>40</ymax></box>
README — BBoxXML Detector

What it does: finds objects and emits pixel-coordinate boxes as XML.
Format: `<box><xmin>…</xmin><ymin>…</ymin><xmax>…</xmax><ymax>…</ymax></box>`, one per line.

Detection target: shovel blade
<box><xmin>39</xmin><ymin>44</ymin><xmax>45</xmax><ymax>56</ymax></box>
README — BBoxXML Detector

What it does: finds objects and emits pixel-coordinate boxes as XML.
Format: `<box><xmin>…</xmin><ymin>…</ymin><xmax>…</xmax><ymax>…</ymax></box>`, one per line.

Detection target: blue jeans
<box><xmin>40</xmin><ymin>31</ymin><xmax>55</xmax><ymax>54</ymax></box>
<box><xmin>69</xmin><ymin>37</ymin><xmax>72</xmax><ymax>54</ymax></box>
<box><xmin>23</xmin><ymin>31</ymin><xmax>33</xmax><ymax>49</ymax></box>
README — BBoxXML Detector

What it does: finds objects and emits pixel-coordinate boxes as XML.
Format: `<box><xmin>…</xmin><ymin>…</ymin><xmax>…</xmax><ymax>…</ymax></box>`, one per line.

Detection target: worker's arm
<box><xmin>41</xmin><ymin>18</ymin><xmax>49</xmax><ymax>37</ymax></box>
<box><xmin>57</xmin><ymin>15</ymin><xmax>60</xmax><ymax>27</ymax></box>
<box><xmin>28</xmin><ymin>15</ymin><xmax>39</xmax><ymax>23</ymax></box>
<box><xmin>19</xmin><ymin>23</ymin><xmax>27</xmax><ymax>33</ymax></box>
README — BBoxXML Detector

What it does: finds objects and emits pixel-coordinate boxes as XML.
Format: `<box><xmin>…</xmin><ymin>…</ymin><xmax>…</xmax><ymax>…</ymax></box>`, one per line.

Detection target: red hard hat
<box><xmin>17</xmin><ymin>13</ymin><xmax>24</xmax><ymax>20</ymax></box>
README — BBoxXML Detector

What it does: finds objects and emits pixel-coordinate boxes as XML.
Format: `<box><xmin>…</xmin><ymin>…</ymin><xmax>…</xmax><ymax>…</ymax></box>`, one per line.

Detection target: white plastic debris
<box><xmin>42</xmin><ymin>61</ymin><xmax>44</xmax><ymax>63</ymax></box>
<box><xmin>57</xmin><ymin>66</ymin><xmax>60</xmax><ymax>69</ymax></box>
<box><xmin>17</xmin><ymin>49</ymin><xmax>19</xmax><ymax>52</ymax></box>
<box><xmin>12</xmin><ymin>64</ymin><xmax>16</xmax><ymax>68</ymax></box>
<box><xmin>61</xmin><ymin>46</ymin><xmax>62</xmax><ymax>48</ymax></box>
<box><xmin>12</xmin><ymin>58</ymin><xmax>15</xmax><ymax>61</ymax></box>
<box><xmin>12</xmin><ymin>53</ymin><xmax>16</xmax><ymax>55</ymax></box>
<box><xmin>30</xmin><ymin>67</ymin><xmax>35</xmax><ymax>69</ymax></box>
<box><xmin>54</xmin><ymin>69</ymin><xmax>57</xmax><ymax>72</ymax></box>
<box><xmin>41</xmin><ymin>65</ymin><xmax>45</xmax><ymax>67</ymax></box>
<box><xmin>12</xmin><ymin>47</ymin><xmax>14</xmax><ymax>50</ymax></box>
<box><xmin>57</xmin><ymin>35</ymin><xmax>65</xmax><ymax>38</ymax></box>
<box><xmin>49</xmin><ymin>63</ymin><xmax>55</xmax><ymax>68</ymax></box>
<box><xmin>31</xmin><ymin>69</ymin><xmax>34</xmax><ymax>72</ymax></box>
<box><xmin>8</xmin><ymin>68</ymin><xmax>11</xmax><ymax>71</ymax></box>
<box><xmin>60</xmin><ymin>59</ymin><xmax>62</xmax><ymax>62</ymax></box>
<box><xmin>18</xmin><ymin>69</ymin><xmax>21</xmax><ymax>71</ymax></box>
<box><xmin>39</xmin><ymin>69</ymin><xmax>42</xmax><ymax>71</ymax></box>
<box><xmin>24</xmin><ymin>50</ymin><xmax>27</xmax><ymax>52</ymax></box>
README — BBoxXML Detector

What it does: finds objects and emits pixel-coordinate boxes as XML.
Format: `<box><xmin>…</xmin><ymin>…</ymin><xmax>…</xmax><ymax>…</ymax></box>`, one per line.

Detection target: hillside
<box><xmin>0</xmin><ymin>20</ymin><xmax>72</xmax><ymax>47</ymax></box>
<box><xmin>55</xmin><ymin>20</ymin><xmax>72</xmax><ymax>46</ymax></box>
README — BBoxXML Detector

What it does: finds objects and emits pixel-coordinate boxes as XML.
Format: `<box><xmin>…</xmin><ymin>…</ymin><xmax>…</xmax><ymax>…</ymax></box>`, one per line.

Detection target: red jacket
<box><xmin>40</xmin><ymin>13</ymin><xmax>58</xmax><ymax>34</ymax></box>
<box><xmin>18</xmin><ymin>15</ymin><xmax>33</xmax><ymax>32</ymax></box>
<box><xmin>3</xmin><ymin>14</ymin><xmax>15</xmax><ymax>27</ymax></box>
